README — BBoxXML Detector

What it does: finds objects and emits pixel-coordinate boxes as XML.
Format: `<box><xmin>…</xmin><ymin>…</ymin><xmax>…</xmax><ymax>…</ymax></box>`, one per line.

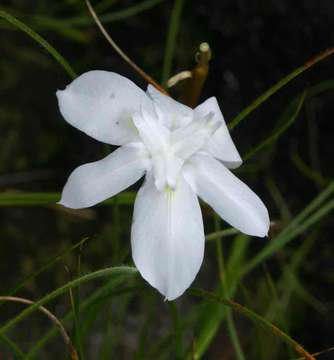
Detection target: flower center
<box><xmin>132</xmin><ymin>106</ymin><xmax>220</xmax><ymax>191</ymax></box>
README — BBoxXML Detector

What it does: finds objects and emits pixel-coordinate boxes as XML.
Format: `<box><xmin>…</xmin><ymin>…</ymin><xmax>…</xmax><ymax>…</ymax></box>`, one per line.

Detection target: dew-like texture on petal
<box><xmin>194</xmin><ymin>97</ymin><xmax>242</xmax><ymax>168</ymax></box>
<box><xmin>59</xmin><ymin>144</ymin><xmax>149</xmax><ymax>209</ymax></box>
<box><xmin>184</xmin><ymin>154</ymin><xmax>269</xmax><ymax>237</ymax></box>
<box><xmin>131</xmin><ymin>173</ymin><xmax>205</xmax><ymax>301</ymax></box>
<box><xmin>146</xmin><ymin>85</ymin><xmax>193</xmax><ymax>129</ymax></box>
<box><xmin>57</xmin><ymin>70</ymin><xmax>153</xmax><ymax>145</ymax></box>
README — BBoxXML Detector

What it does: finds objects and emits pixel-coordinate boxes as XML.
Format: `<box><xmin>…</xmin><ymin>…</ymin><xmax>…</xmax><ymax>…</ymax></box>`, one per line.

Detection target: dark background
<box><xmin>0</xmin><ymin>0</ymin><xmax>333</xmax><ymax>358</ymax></box>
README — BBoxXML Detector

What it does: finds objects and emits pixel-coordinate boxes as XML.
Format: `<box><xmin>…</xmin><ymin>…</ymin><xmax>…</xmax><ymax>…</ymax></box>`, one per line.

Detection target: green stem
<box><xmin>0</xmin><ymin>9</ymin><xmax>76</xmax><ymax>79</ymax></box>
<box><xmin>35</xmin><ymin>0</ymin><xmax>165</xmax><ymax>27</ymax></box>
<box><xmin>0</xmin><ymin>192</ymin><xmax>135</xmax><ymax>207</ymax></box>
<box><xmin>214</xmin><ymin>216</ymin><xmax>246</xmax><ymax>360</ymax></box>
<box><xmin>205</xmin><ymin>228</ymin><xmax>240</xmax><ymax>241</ymax></box>
<box><xmin>243</xmin><ymin>197</ymin><xmax>334</xmax><ymax>276</ymax></box>
<box><xmin>0</xmin><ymin>334</ymin><xmax>25</xmax><ymax>359</ymax></box>
<box><xmin>243</xmin><ymin>88</ymin><xmax>307</xmax><ymax>161</ymax></box>
<box><xmin>0</xmin><ymin>266</ymin><xmax>137</xmax><ymax>337</ymax></box>
<box><xmin>161</xmin><ymin>0</ymin><xmax>186</xmax><ymax>84</ymax></box>
<box><xmin>191</xmin><ymin>289</ymin><xmax>315</xmax><ymax>360</ymax></box>
<box><xmin>229</xmin><ymin>47</ymin><xmax>334</xmax><ymax>130</ymax></box>
<box><xmin>3</xmin><ymin>237</ymin><xmax>89</xmax><ymax>300</ymax></box>
<box><xmin>26</xmin><ymin>278</ymin><xmax>134</xmax><ymax>359</ymax></box>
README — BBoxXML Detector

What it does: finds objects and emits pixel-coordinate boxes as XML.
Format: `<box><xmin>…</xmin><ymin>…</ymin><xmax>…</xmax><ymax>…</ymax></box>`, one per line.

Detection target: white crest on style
<box><xmin>57</xmin><ymin>70</ymin><xmax>270</xmax><ymax>300</ymax></box>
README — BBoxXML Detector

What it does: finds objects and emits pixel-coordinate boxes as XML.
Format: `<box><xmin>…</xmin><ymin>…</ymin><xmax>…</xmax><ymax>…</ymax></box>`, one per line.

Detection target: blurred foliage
<box><xmin>0</xmin><ymin>0</ymin><xmax>334</xmax><ymax>359</ymax></box>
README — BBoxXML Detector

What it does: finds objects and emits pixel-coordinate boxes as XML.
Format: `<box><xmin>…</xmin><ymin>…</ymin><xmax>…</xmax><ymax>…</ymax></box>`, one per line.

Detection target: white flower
<box><xmin>56</xmin><ymin>70</ymin><xmax>270</xmax><ymax>300</ymax></box>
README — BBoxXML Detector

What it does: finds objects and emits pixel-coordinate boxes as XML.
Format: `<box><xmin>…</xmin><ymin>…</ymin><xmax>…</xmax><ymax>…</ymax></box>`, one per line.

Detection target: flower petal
<box><xmin>146</xmin><ymin>85</ymin><xmax>193</xmax><ymax>129</ymax></box>
<box><xmin>171</xmin><ymin>112</ymin><xmax>221</xmax><ymax>160</ymax></box>
<box><xmin>184</xmin><ymin>154</ymin><xmax>269</xmax><ymax>237</ymax></box>
<box><xmin>59</xmin><ymin>143</ymin><xmax>149</xmax><ymax>209</ymax></box>
<box><xmin>194</xmin><ymin>97</ymin><xmax>242</xmax><ymax>168</ymax></box>
<box><xmin>131</xmin><ymin>173</ymin><xmax>205</xmax><ymax>300</ymax></box>
<box><xmin>132</xmin><ymin>106</ymin><xmax>169</xmax><ymax>154</ymax></box>
<box><xmin>57</xmin><ymin>71</ymin><xmax>153</xmax><ymax>145</ymax></box>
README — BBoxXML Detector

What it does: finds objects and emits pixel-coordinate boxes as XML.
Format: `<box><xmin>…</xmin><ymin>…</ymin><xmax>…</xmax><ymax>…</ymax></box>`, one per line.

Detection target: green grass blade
<box><xmin>243</xmin><ymin>88</ymin><xmax>307</xmax><ymax>161</ymax></box>
<box><xmin>243</xmin><ymin>197</ymin><xmax>334</xmax><ymax>276</ymax></box>
<box><xmin>69</xmin><ymin>247</ymin><xmax>85</xmax><ymax>360</ymax></box>
<box><xmin>278</xmin><ymin>182</ymin><xmax>334</xmax><ymax>238</ymax></box>
<box><xmin>34</xmin><ymin>0</ymin><xmax>164</xmax><ymax>28</ymax></box>
<box><xmin>226</xmin><ymin>311</ymin><xmax>246</xmax><ymax>360</ymax></box>
<box><xmin>285</xmin><ymin>272</ymin><xmax>327</xmax><ymax>314</ymax></box>
<box><xmin>307</xmin><ymin>78</ymin><xmax>334</xmax><ymax>97</ymax></box>
<box><xmin>242</xmin><ymin>78</ymin><xmax>334</xmax><ymax>165</ymax></box>
<box><xmin>191</xmin><ymin>289</ymin><xmax>315</xmax><ymax>359</ymax></box>
<box><xmin>95</xmin><ymin>0</ymin><xmax>118</xmax><ymax>13</ymax></box>
<box><xmin>94</xmin><ymin>0</ymin><xmax>164</xmax><ymax>25</ymax></box>
<box><xmin>189</xmin><ymin>235</ymin><xmax>249</xmax><ymax>359</ymax></box>
<box><xmin>189</xmin><ymin>300</ymin><xmax>225</xmax><ymax>359</ymax></box>
<box><xmin>0</xmin><ymin>335</ymin><xmax>25</xmax><ymax>359</ymax></box>
<box><xmin>228</xmin><ymin>47</ymin><xmax>334</xmax><ymax>130</ymax></box>
<box><xmin>161</xmin><ymin>0</ymin><xmax>186</xmax><ymax>84</ymax></box>
<box><xmin>282</xmin><ymin>199</ymin><xmax>334</xmax><ymax>243</ymax></box>
<box><xmin>135</xmin><ymin>295</ymin><xmax>157</xmax><ymax>359</ymax></box>
<box><xmin>3</xmin><ymin>237</ymin><xmax>89</xmax><ymax>299</ymax></box>
<box><xmin>0</xmin><ymin>9</ymin><xmax>76</xmax><ymax>79</ymax></box>
<box><xmin>25</xmin><ymin>276</ymin><xmax>133</xmax><ymax>359</ymax></box>
<box><xmin>291</xmin><ymin>152</ymin><xmax>330</xmax><ymax>187</ymax></box>
<box><xmin>226</xmin><ymin>235</ymin><xmax>250</xmax><ymax>278</ymax></box>
<box><xmin>263</xmin><ymin>267</ymin><xmax>286</xmax><ymax>324</ymax></box>
<box><xmin>265</xmin><ymin>230</ymin><xmax>318</xmax><ymax>323</ymax></box>
<box><xmin>0</xmin><ymin>266</ymin><xmax>137</xmax><ymax>337</ymax></box>
<box><xmin>266</xmin><ymin>177</ymin><xmax>292</xmax><ymax>224</ymax></box>
<box><xmin>168</xmin><ymin>302</ymin><xmax>183</xmax><ymax>358</ymax></box>
<box><xmin>0</xmin><ymin>191</ymin><xmax>135</xmax><ymax>206</ymax></box>
<box><xmin>205</xmin><ymin>228</ymin><xmax>240</xmax><ymax>241</ymax></box>
<box><xmin>213</xmin><ymin>216</ymin><xmax>246</xmax><ymax>360</ymax></box>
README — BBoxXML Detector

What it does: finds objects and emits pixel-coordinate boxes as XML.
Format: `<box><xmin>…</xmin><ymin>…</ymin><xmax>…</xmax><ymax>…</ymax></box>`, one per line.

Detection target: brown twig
<box><xmin>181</xmin><ymin>42</ymin><xmax>212</xmax><ymax>108</ymax></box>
<box><xmin>294</xmin><ymin>346</ymin><xmax>334</xmax><ymax>360</ymax></box>
<box><xmin>0</xmin><ymin>296</ymin><xmax>79</xmax><ymax>360</ymax></box>
<box><xmin>85</xmin><ymin>0</ymin><xmax>168</xmax><ymax>95</ymax></box>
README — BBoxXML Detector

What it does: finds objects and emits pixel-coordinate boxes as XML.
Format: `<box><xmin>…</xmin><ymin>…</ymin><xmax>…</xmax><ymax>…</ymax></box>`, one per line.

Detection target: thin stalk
<box><xmin>294</xmin><ymin>346</ymin><xmax>334</xmax><ymax>360</ymax></box>
<box><xmin>0</xmin><ymin>266</ymin><xmax>138</xmax><ymax>337</ymax></box>
<box><xmin>0</xmin><ymin>9</ymin><xmax>76</xmax><ymax>79</ymax></box>
<box><xmin>0</xmin><ymin>296</ymin><xmax>79</xmax><ymax>360</ymax></box>
<box><xmin>86</xmin><ymin>0</ymin><xmax>168</xmax><ymax>95</ymax></box>
<box><xmin>0</xmin><ymin>191</ymin><xmax>135</xmax><ymax>207</ymax></box>
<box><xmin>0</xmin><ymin>334</ymin><xmax>25</xmax><ymax>359</ymax></box>
<box><xmin>161</xmin><ymin>0</ymin><xmax>186</xmax><ymax>84</ymax></box>
<box><xmin>2</xmin><ymin>237</ymin><xmax>89</xmax><ymax>300</ymax></box>
<box><xmin>191</xmin><ymin>290</ymin><xmax>315</xmax><ymax>360</ymax></box>
<box><xmin>229</xmin><ymin>47</ymin><xmax>334</xmax><ymax>130</ymax></box>
<box><xmin>243</xmin><ymin>88</ymin><xmax>307</xmax><ymax>161</ymax></box>
<box><xmin>243</xmin><ymin>197</ymin><xmax>334</xmax><ymax>276</ymax></box>
<box><xmin>34</xmin><ymin>0</ymin><xmax>164</xmax><ymax>27</ymax></box>
<box><xmin>278</xmin><ymin>182</ymin><xmax>334</xmax><ymax>238</ymax></box>
<box><xmin>291</xmin><ymin>152</ymin><xmax>330</xmax><ymax>187</ymax></box>
<box><xmin>214</xmin><ymin>216</ymin><xmax>246</xmax><ymax>360</ymax></box>
<box><xmin>25</xmin><ymin>277</ymin><xmax>135</xmax><ymax>359</ymax></box>
<box><xmin>205</xmin><ymin>228</ymin><xmax>240</xmax><ymax>241</ymax></box>
<box><xmin>181</xmin><ymin>42</ymin><xmax>211</xmax><ymax>107</ymax></box>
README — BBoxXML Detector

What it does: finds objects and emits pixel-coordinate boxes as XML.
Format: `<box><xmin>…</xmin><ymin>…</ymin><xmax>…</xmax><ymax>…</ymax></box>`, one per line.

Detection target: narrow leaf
<box><xmin>0</xmin><ymin>9</ymin><xmax>76</xmax><ymax>79</ymax></box>
<box><xmin>0</xmin><ymin>192</ymin><xmax>135</xmax><ymax>207</ymax></box>
<box><xmin>161</xmin><ymin>0</ymin><xmax>186</xmax><ymax>84</ymax></box>
<box><xmin>191</xmin><ymin>289</ymin><xmax>315</xmax><ymax>360</ymax></box>
<box><xmin>229</xmin><ymin>47</ymin><xmax>334</xmax><ymax>130</ymax></box>
<box><xmin>243</xmin><ymin>88</ymin><xmax>307</xmax><ymax>161</ymax></box>
<box><xmin>0</xmin><ymin>266</ymin><xmax>138</xmax><ymax>336</ymax></box>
